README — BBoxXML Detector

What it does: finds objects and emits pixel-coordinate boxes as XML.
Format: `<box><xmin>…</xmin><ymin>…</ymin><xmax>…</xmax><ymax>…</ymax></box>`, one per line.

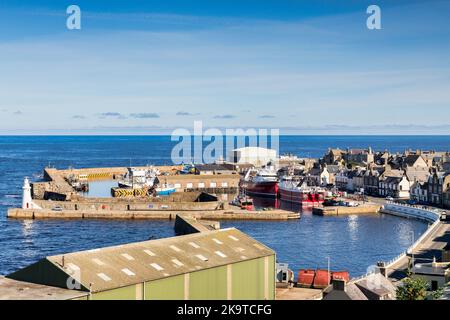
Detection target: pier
<box><xmin>32</xmin><ymin>166</ymin><xmax>240</xmax><ymax>200</ymax></box>
<box><xmin>7</xmin><ymin>207</ymin><xmax>299</xmax><ymax>220</ymax></box>
<box><xmin>313</xmin><ymin>203</ymin><xmax>381</xmax><ymax>216</ymax></box>
<box><xmin>8</xmin><ymin>165</ymin><xmax>297</xmax><ymax>221</ymax></box>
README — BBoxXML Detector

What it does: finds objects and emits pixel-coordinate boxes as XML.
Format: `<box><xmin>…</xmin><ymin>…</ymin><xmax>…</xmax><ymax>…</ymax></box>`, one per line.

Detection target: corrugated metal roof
<box><xmin>0</xmin><ymin>277</ymin><xmax>88</xmax><ymax>300</ymax></box>
<box><xmin>47</xmin><ymin>228</ymin><xmax>274</xmax><ymax>293</ymax></box>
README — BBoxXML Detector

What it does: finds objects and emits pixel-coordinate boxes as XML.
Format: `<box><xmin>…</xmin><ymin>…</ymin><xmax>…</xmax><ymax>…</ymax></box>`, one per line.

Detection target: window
<box><xmin>198</xmin><ymin>182</ymin><xmax>205</xmax><ymax>188</ymax></box>
<box><xmin>431</xmin><ymin>280</ymin><xmax>438</xmax><ymax>291</ymax></box>
<box><xmin>186</xmin><ymin>183</ymin><xmax>193</xmax><ymax>188</ymax></box>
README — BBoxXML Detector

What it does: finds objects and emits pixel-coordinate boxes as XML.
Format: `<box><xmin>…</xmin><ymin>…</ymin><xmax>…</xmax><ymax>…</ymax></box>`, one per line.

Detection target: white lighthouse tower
<box><xmin>22</xmin><ymin>177</ymin><xmax>33</xmax><ymax>209</ymax></box>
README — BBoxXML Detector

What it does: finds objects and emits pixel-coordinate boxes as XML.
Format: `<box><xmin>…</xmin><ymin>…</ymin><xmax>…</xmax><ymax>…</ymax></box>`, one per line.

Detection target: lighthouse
<box><xmin>22</xmin><ymin>177</ymin><xmax>32</xmax><ymax>209</ymax></box>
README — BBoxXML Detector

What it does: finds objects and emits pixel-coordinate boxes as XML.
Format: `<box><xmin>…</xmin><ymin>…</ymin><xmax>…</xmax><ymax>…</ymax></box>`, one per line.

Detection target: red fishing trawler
<box><xmin>242</xmin><ymin>167</ymin><xmax>279</xmax><ymax>198</ymax></box>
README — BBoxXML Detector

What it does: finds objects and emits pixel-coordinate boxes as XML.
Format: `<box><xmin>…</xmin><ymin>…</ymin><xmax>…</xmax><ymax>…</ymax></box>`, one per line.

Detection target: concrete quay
<box><xmin>383</xmin><ymin>221</ymin><xmax>450</xmax><ymax>282</ymax></box>
<box><xmin>33</xmin><ymin>166</ymin><xmax>241</xmax><ymax>200</ymax></box>
<box><xmin>7</xmin><ymin>207</ymin><xmax>300</xmax><ymax>221</ymax></box>
<box><xmin>313</xmin><ymin>204</ymin><xmax>381</xmax><ymax>216</ymax></box>
<box><xmin>174</xmin><ymin>214</ymin><xmax>220</xmax><ymax>234</ymax></box>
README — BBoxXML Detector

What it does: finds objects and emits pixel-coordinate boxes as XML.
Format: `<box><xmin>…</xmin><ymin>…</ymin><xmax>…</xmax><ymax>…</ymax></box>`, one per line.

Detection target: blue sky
<box><xmin>0</xmin><ymin>0</ymin><xmax>449</xmax><ymax>134</ymax></box>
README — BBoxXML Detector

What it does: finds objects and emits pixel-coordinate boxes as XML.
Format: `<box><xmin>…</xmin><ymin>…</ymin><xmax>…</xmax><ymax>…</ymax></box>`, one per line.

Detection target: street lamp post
<box><xmin>410</xmin><ymin>230</ymin><xmax>415</xmax><ymax>273</ymax></box>
<box><xmin>326</xmin><ymin>256</ymin><xmax>331</xmax><ymax>286</ymax></box>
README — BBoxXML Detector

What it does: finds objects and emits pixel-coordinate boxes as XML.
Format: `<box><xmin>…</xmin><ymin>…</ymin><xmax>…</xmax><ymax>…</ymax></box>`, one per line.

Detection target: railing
<box><xmin>351</xmin><ymin>203</ymin><xmax>442</xmax><ymax>282</ymax></box>
<box><xmin>384</xmin><ymin>252</ymin><xmax>408</xmax><ymax>269</ymax></box>
<box><xmin>383</xmin><ymin>201</ymin><xmax>441</xmax><ymax>223</ymax></box>
<box><xmin>406</xmin><ymin>219</ymin><xmax>441</xmax><ymax>254</ymax></box>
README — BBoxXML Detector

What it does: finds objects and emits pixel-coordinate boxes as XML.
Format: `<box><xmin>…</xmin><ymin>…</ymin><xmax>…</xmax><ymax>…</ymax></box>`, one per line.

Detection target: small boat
<box><xmin>155</xmin><ymin>184</ymin><xmax>176</xmax><ymax>196</ymax></box>
<box><xmin>178</xmin><ymin>163</ymin><xmax>196</xmax><ymax>175</ymax></box>
<box><xmin>118</xmin><ymin>167</ymin><xmax>159</xmax><ymax>189</ymax></box>
<box><xmin>230</xmin><ymin>194</ymin><xmax>254</xmax><ymax>210</ymax></box>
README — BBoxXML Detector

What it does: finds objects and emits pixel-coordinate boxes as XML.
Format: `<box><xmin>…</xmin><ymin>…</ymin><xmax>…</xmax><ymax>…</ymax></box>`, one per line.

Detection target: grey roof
<box><xmin>326</xmin><ymin>165</ymin><xmax>341</xmax><ymax>174</ymax></box>
<box><xmin>348</xmin><ymin>149</ymin><xmax>368</xmax><ymax>155</ymax></box>
<box><xmin>412</xmin><ymin>263</ymin><xmax>450</xmax><ymax>276</ymax></box>
<box><xmin>44</xmin><ymin>228</ymin><xmax>274</xmax><ymax>293</ymax></box>
<box><xmin>195</xmin><ymin>164</ymin><xmax>232</xmax><ymax>171</ymax></box>
<box><xmin>323</xmin><ymin>283</ymin><xmax>368</xmax><ymax>300</ymax></box>
<box><xmin>308</xmin><ymin>168</ymin><xmax>321</xmax><ymax>176</ymax></box>
<box><xmin>383</xmin><ymin>176</ymin><xmax>404</xmax><ymax>184</ymax></box>
<box><xmin>0</xmin><ymin>277</ymin><xmax>88</xmax><ymax>300</ymax></box>
<box><xmin>405</xmin><ymin>169</ymin><xmax>430</xmax><ymax>183</ymax></box>
<box><xmin>347</xmin><ymin>170</ymin><xmax>360</xmax><ymax>179</ymax></box>
<box><xmin>355</xmin><ymin>274</ymin><xmax>396</xmax><ymax>300</ymax></box>
<box><xmin>384</xmin><ymin>169</ymin><xmax>405</xmax><ymax>178</ymax></box>
<box><xmin>404</xmin><ymin>155</ymin><xmax>423</xmax><ymax>167</ymax></box>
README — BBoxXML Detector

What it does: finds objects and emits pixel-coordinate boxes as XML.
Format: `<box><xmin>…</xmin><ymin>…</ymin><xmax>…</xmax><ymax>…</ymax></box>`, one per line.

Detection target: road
<box><xmin>386</xmin><ymin>221</ymin><xmax>450</xmax><ymax>282</ymax></box>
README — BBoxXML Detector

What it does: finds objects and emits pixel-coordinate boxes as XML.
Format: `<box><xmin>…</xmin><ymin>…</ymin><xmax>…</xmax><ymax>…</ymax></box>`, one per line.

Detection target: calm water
<box><xmin>1</xmin><ymin>135</ymin><xmax>446</xmax><ymax>276</ymax></box>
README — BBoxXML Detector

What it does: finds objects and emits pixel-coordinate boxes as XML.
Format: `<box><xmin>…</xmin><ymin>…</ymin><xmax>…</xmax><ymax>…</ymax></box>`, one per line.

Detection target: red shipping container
<box><xmin>313</xmin><ymin>269</ymin><xmax>331</xmax><ymax>288</ymax></box>
<box><xmin>297</xmin><ymin>269</ymin><xmax>315</xmax><ymax>287</ymax></box>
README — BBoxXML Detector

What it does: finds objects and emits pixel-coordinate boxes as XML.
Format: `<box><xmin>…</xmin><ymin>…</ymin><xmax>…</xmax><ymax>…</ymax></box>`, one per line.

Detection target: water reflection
<box><xmin>221</xmin><ymin>196</ymin><xmax>428</xmax><ymax>277</ymax></box>
<box><xmin>21</xmin><ymin>219</ymin><xmax>34</xmax><ymax>238</ymax></box>
<box><xmin>347</xmin><ymin>215</ymin><xmax>359</xmax><ymax>241</ymax></box>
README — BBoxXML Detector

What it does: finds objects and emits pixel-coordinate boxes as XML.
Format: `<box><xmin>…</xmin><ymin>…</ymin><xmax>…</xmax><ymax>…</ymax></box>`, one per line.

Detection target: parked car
<box><xmin>52</xmin><ymin>206</ymin><xmax>63</xmax><ymax>211</ymax></box>
<box><xmin>385</xmin><ymin>196</ymin><xmax>394</xmax><ymax>201</ymax></box>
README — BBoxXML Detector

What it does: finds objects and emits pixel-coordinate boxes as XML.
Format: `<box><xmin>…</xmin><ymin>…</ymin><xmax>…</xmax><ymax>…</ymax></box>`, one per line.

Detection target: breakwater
<box><xmin>380</xmin><ymin>202</ymin><xmax>441</xmax><ymax>223</ymax></box>
<box><xmin>313</xmin><ymin>204</ymin><xmax>381</xmax><ymax>216</ymax></box>
<box><xmin>7</xmin><ymin>207</ymin><xmax>300</xmax><ymax>220</ymax></box>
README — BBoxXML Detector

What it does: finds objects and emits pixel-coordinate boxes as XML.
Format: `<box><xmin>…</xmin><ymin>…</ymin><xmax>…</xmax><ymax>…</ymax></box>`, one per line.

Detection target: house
<box><xmin>442</xmin><ymin>162</ymin><xmax>450</xmax><ymax>173</ymax></box>
<box><xmin>411</xmin><ymin>259</ymin><xmax>450</xmax><ymax>291</ymax></box>
<box><xmin>402</xmin><ymin>154</ymin><xmax>429</xmax><ymax>170</ymax></box>
<box><xmin>375</xmin><ymin>151</ymin><xmax>390</xmax><ymax>166</ymax></box>
<box><xmin>405</xmin><ymin>167</ymin><xmax>430</xmax><ymax>185</ymax></box>
<box><xmin>353</xmin><ymin>169</ymin><xmax>366</xmax><ymax>193</ymax></box>
<box><xmin>442</xmin><ymin>243</ymin><xmax>450</xmax><ymax>263</ymax></box>
<box><xmin>323</xmin><ymin>148</ymin><xmax>345</xmax><ymax>165</ymax></box>
<box><xmin>354</xmin><ymin>273</ymin><xmax>397</xmax><ymax>300</ymax></box>
<box><xmin>325</xmin><ymin>165</ymin><xmax>341</xmax><ymax>185</ymax></box>
<box><xmin>410</xmin><ymin>181</ymin><xmax>429</xmax><ymax>203</ymax></box>
<box><xmin>379</xmin><ymin>176</ymin><xmax>410</xmax><ymax>199</ymax></box>
<box><xmin>336</xmin><ymin>169</ymin><xmax>361</xmax><ymax>192</ymax></box>
<box><xmin>363</xmin><ymin>167</ymin><xmax>384</xmax><ymax>196</ymax></box>
<box><xmin>428</xmin><ymin>172</ymin><xmax>450</xmax><ymax>207</ymax></box>
<box><xmin>401</xmin><ymin>155</ymin><xmax>430</xmax><ymax>186</ymax></box>
<box><xmin>335</xmin><ymin>170</ymin><xmax>349</xmax><ymax>191</ymax></box>
<box><xmin>323</xmin><ymin>279</ymin><xmax>368</xmax><ymax>300</ymax></box>
<box><xmin>444</xmin><ymin>189</ymin><xmax>450</xmax><ymax>209</ymax></box>
<box><xmin>344</xmin><ymin>147</ymin><xmax>374</xmax><ymax>165</ymax></box>
<box><xmin>308</xmin><ymin>167</ymin><xmax>331</xmax><ymax>187</ymax></box>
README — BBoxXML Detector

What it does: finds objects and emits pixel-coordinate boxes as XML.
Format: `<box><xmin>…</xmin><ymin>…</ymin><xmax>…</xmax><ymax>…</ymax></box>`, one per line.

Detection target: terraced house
<box><xmin>428</xmin><ymin>172</ymin><xmax>450</xmax><ymax>207</ymax></box>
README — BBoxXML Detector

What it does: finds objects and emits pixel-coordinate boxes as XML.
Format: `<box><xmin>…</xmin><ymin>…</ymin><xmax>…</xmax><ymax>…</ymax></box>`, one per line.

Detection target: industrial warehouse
<box><xmin>4</xmin><ymin>227</ymin><xmax>276</xmax><ymax>300</ymax></box>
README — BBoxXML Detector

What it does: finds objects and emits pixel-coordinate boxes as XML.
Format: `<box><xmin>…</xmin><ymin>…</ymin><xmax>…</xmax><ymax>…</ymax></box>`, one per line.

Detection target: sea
<box><xmin>1</xmin><ymin>135</ymin><xmax>448</xmax><ymax>276</ymax></box>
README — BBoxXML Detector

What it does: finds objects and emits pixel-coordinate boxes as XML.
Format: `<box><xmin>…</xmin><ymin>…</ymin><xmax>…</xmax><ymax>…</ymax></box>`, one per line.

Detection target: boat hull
<box><xmin>244</xmin><ymin>181</ymin><xmax>278</xmax><ymax>198</ymax></box>
<box><xmin>279</xmin><ymin>188</ymin><xmax>324</xmax><ymax>206</ymax></box>
<box><xmin>156</xmin><ymin>187</ymin><xmax>176</xmax><ymax>196</ymax></box>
